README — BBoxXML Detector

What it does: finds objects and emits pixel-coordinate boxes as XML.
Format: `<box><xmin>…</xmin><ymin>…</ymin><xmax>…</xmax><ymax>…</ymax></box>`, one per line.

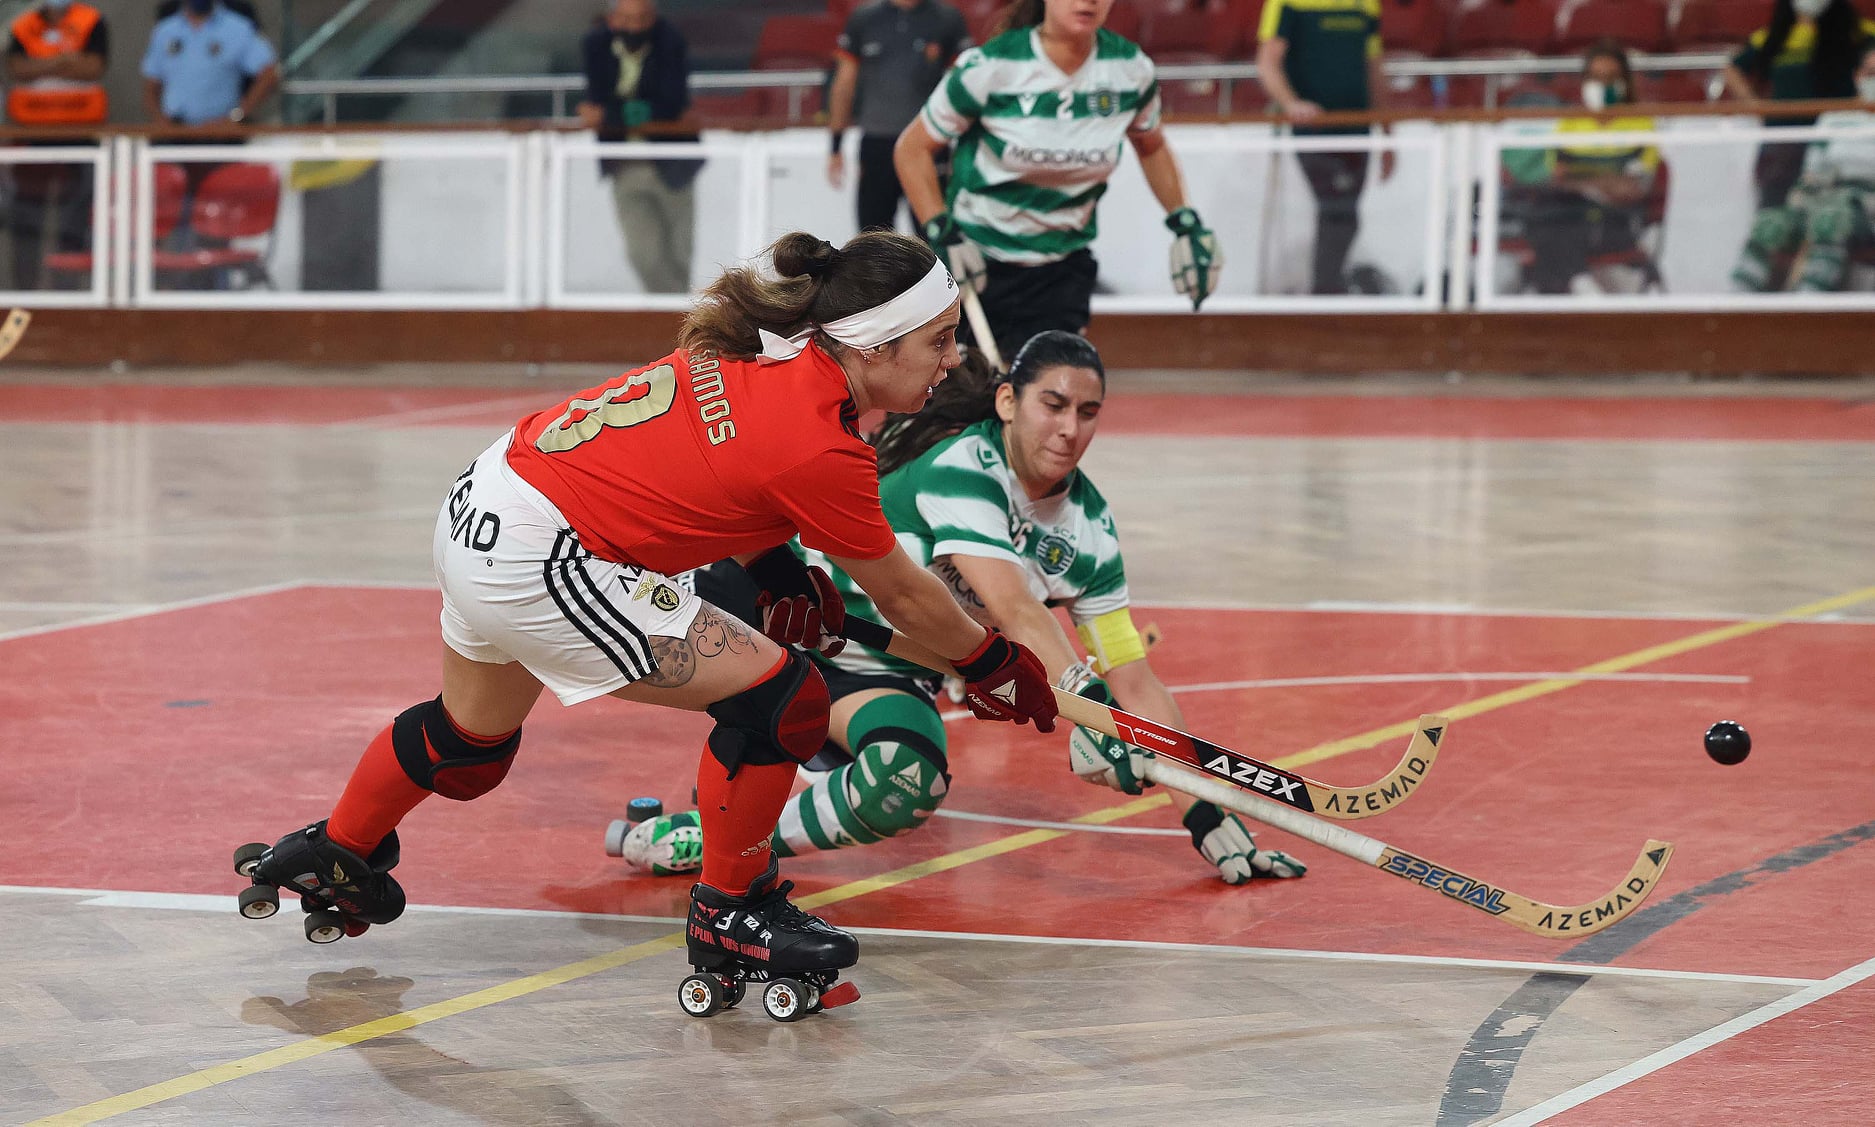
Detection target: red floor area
<box><xmin>5</xmin><ymin>383</ymin><xmax>1875</xmax><ymax>441</ymax></box>
<box><xmin>4</xmin><ymin>589</ymin><xmax>1872</xmax><ymax>986</ymax></box>
<box><xmin>1550</xmin><ymin>972</ymin><xmax>1875</xmax><ymax>1126</ymax></box>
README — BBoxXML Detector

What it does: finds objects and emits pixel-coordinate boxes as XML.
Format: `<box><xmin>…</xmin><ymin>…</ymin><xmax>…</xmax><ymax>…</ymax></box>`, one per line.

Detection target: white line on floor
<box><xmin>0</xmin><ymin>884</ymin><xmax>1821</xmax><ymax>989</ymax></box>
<box><xmin>0</xmin><ymin>581</ymin><xmax>309</xmax><ymax>644</ymax></box>
<box><xmin>303</xmin><ymin>584</ymin><xmax>1875</xmax><ymax>625</ymax></box>
<box><xmin>1493</xmin><ymin>953</ymin><xmax>1875</xmax><ymax>1126</ymax></box>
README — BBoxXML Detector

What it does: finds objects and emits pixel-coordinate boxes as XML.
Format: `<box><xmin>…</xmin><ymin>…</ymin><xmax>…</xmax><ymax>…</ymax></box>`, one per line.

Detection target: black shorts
<box><xmin>969</xmin><ymin>248</ymin><xmax>1098</xmax><ymax>362</ymax></box>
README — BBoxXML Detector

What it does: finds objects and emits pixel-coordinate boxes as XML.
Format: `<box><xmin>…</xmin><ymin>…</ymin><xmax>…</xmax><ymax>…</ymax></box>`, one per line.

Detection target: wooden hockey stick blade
<box><xmin>841</xmin><ymin>615</ymin><xmax>1444</xmax><ymax>821</ymax></box>
<box><xmin>0</xmin><ymin>308</ymin><xmax>31</xmax><ymax>362</ymax></box>
<box><xmin>960</xmin><ymin>285</ymin><xmax>1004</xmax><ymax>372</ymax></box>
<box><xmin>1144</xmin><ymin>756</ymin><xmax>1674</xmax><ymax>938</ymax></box>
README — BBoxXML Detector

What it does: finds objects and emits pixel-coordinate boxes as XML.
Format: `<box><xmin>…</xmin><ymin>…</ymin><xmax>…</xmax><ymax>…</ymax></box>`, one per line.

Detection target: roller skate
<box><xmin>678</xmin><ymin>857</ymin><xmax>860</xmax><ymax>1022</ymax></box>
<box><xmin>232</xmin><ymin>821</ymin><xmax>406</xmax><ymax>944</ymax></box>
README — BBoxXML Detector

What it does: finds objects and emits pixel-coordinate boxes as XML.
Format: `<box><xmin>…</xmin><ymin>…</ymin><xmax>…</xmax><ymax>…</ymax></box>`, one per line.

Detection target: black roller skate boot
<box><xmin>679</xmin><ymin>856</ymin><xmax>860</xmax><ymax>1022</ymax></box>
<box><xmin>232</xmin><ymin>821</ymin><xmax>406</xmax><ymax>944</ymax></box>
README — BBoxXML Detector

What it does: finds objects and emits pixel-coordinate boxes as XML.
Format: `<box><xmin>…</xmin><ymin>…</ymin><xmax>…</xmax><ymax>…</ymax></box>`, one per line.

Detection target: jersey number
<box><xmin>534</xmin><ymin>363</ymin><xmax>678</xmax><ymax>453</ymax></box>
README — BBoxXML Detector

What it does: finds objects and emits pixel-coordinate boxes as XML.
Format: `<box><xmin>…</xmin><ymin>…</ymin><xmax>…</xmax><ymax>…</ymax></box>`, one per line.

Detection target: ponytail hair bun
<box><xmin>773</xmin><ymin>233</ymin><xmax>841</xmax><ymax>281</ymax></box>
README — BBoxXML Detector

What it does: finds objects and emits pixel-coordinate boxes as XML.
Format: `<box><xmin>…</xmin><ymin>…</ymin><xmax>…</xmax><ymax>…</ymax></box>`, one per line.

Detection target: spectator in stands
<box><xmin>1731</xmin><ymin>44</ymin><xmax>1875</xmax><ymax>290</ymax></box>
<box><xmin>1255</xmin><ymin>0</ymin><xmax>1393</xmax><ymax>295</ymax></box>
<box><xmin>1723</xmin><ymin>0</ymin><xmax>1875</xmax><ymax>208</ymax></box>
<box><xmin>827</xmin><ymin>0</ymin><xmax>972</xmax><ymax>233</ymax></box>
<box><xmin>1502</xmin><ymin>40</ymin><xmax>1662</xmax><ymax>295</ymax></box>
<box><xmin>141</xmin><ymin>0</ymin><xmax>277</xmax><ymax>128</ymax></box>
<box><xmin>579</xmin><ymin>0</ymin><xmax>699</xmax><ymax>294</ymax></box>
<box><xmin>4</xmin><ymin>0</ymin><xmax>109</xmax><ymax>290</ymax></box>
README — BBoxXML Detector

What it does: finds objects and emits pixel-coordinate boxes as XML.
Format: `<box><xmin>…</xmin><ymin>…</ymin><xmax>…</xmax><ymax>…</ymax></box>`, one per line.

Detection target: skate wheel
<box><xmin>304</xmin><ymin>909</ymin><xmax>345</xmax><ymax>944</ymax></box>
<box><xmin>723</xmin><ymin>977</ymin><xmax>746</xmax><ymax>1009</ymax></box>
<box><xmin>678</xmin><ymin>973</ymin><xmax>726</xmax><ymax>1018</ymax></box>
<box><xmin>603</xmin><ymin>819</ymin><xmax>630</xmax><ymax>858</ymax></box>
<box><xmin>762</xmin><ymin>978</ymin><xmax>811</xmax><ymax>1022</ymax></box>
<box><xmin>233</xmin><ymin>842</ymin><xmax>268</xmax><ymax>879</ymax></box>
<box><xmin>818</xmin><ymin>980</ymin><xmax>861</xmax><ymax>1010</ymax></box>
<box><xmin>237</xmin><ymin>883</ymin><xmax>279</xmax><ymax>919</ymax></box>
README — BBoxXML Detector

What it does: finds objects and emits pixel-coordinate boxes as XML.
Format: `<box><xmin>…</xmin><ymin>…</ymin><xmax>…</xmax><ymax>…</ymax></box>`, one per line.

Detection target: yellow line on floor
<box><xmin>25</xmin><ymin>792</ymin><xmax>1170</xmax><ymax>1127</ymax></box>
<box><xmin>1271</xmin><ymin>584</ymin><xmax>1875</xmax><ymax>771</ymax></box>
<box><xmin>33</xmin><ymin>584</ymin><xmax>1874</xmax><ymax>1125</ymax></box>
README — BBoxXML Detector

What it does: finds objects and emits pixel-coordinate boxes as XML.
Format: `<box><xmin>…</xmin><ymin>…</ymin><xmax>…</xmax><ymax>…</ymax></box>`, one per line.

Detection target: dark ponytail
<box><xmin>871</xmin><ymin>329</ymin><xmax>1106</xmax><ymax>476</ymax></box>
<box><xmin>988</xmin><ymin>0</ymin><xmax>1045</xmax><ymax>40</ymax></box>
<box><xmin>680</xmin><ymin>230</ymin><xmax>937</xmax><ymax>360</ymax></box>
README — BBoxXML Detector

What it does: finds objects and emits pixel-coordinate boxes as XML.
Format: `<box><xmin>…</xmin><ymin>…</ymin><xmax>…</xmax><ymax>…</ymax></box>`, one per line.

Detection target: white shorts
<box><xmin>433</xmin><ymin>433</ymin><xmax>705</xmax><ymax>706</ymax></box>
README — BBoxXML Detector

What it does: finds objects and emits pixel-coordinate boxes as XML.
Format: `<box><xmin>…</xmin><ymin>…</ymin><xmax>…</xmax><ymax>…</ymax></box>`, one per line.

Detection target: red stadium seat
<box><xmin>690</xmin><ymin>89</ymin><xmax>767</xmax><ymax>126</ymax></box>
<box><xmin>1143</xmin><ymin>7</ymin><xmax>1244</xmax><ymax>57</ymax></box>
<box><xmin>1382</xmin><ymin>0</ymin><xmax>1450</xmax><ymax>56</ymax></box>
<box><xmin>1448</xmin><ymin>0</ymin><xmax>1560</xmax><ymax>55</ymax></box>
<box><xmin>752</xmin><ymin>14</ymin><xmax>839</xmax><ymax>68</ymax></box>
<box><xmin>1107</xmin><ymin>0</ymin><xmax>1147</xmax><ymax>43</ymax></box>
<box><xmin>1555</xmin><ymin>0</ymin><xmax>1670</xmax><ymax>54</ymax></box>
<box><xmin>151</xmin><ymin>163</ymin><xmax>281</xmax><ymax>289</ymax></box>
<box><xmin>1672</xmin><ymin>0</ymin><xmax>1766</xmax><ymax>51</ymax></box>
<box><xmin>44</xmin><ymin>163</ymin><xmax>190</xmax><ymax>280</ymax></box>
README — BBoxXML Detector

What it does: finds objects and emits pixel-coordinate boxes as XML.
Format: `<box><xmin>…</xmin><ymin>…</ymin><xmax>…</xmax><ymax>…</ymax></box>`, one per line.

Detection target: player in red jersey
<box><xmin>237</xmin><ymin>231</ymin><xmax>1057</xmax><ymax>1017</ymax></box>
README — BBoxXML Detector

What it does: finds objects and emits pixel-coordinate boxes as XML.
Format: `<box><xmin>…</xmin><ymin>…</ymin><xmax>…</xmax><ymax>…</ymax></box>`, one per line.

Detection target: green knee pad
<box><xmin>1806</xmin><ymin>197</ymin><xmax>1856</xmax><ymax>248</ymax></box>
<box><xmin>1748</xmin><ymin>206</ymin><xmax>1801</xmax><ymax>254</ymax></box>
<box><xmin>770</xmin><ymin>692</ymin><xmax>950</xmax><ymax>855</ymax></box>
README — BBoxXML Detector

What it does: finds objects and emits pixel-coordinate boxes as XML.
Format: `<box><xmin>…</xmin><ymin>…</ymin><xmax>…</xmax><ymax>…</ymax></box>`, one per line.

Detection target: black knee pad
<box><xmin>391</xmin><ymin>696</ymin><xmax>522</xmax><ymax>801</ymax></box>
<box><xmin>705</xmin><ymin>650</ymin><xmax>830</xmax><ymax>777</ymax></box>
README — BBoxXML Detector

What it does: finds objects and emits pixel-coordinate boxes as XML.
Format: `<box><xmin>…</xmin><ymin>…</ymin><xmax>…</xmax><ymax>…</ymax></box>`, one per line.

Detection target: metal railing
<box><xmin>281</xmin><ymin>53</ymin><xmax>1735</xmax><ymax>125</ymax></box>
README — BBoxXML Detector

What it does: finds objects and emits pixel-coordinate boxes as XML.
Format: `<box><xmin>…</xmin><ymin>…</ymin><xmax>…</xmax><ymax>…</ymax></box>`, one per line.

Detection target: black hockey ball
<box><xmin>1704</xmin><ymin>720</ymin><xmax>1751</xmax><ymax>766</ymax></box>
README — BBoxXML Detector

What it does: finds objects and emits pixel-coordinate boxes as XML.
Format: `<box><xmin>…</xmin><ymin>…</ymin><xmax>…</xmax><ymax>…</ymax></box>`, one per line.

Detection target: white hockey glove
<box><xmin>1184</xmin><ymin>802</ymin><xmax>1306</xmax><ymax>885</ymax></box>
<box><xmin>1060</xmin><ymin>662</ymin><xmax>1153</xmax><ymax>796</ymax></box>
<box><xmin>921</xmin><ymin>211</ymin><xmax>988</xmax><ymax>295</ymax></box>
<box><xmin>1167</xmin><ymin>206</ymin><xmax>1223</xmax><ymax>310</ymax></box>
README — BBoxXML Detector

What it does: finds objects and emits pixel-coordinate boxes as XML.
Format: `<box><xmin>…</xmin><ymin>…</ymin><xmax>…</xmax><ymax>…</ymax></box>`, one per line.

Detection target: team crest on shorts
<box><xmin>651</xmin><ymin>584</ymin><xmax>681</xmax><ymax>612</ymax></box>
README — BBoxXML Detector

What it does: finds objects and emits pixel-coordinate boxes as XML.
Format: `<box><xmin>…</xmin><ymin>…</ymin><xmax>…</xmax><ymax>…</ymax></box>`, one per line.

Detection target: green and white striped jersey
<box><xmin>918</xmin><ymin>26</ymin><xmax>1161</xmax><ymax>265</ymax></box>
<box><xmin>806</xmin><ymin>419</ymin><xmax>1130</xmax><ymax>679</ymax></box>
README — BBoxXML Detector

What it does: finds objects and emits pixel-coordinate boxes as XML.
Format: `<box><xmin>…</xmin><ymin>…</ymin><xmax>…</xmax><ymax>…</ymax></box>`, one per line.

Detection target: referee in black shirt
<box><xmin>828</xmin><ymin>0</ymin><xmax>970</xmax><ymax>232</ymax></box>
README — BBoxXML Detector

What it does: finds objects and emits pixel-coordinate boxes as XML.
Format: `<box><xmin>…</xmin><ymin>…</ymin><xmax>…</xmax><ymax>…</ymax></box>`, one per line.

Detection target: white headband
<box><xmin>757</xmin><ymin>259</ymin><xmax>958</xmax><ymax>363</ymax></box>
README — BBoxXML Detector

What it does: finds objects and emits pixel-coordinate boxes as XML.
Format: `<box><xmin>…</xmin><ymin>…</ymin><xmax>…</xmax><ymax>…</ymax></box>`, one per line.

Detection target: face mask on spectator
<box><xmin>1792</xmin><ymin>0</ymin><xmax>1830</xmax><ymax>18</ymax></box>
<box><xmin>1581</xmin><ymin>81</ymin><xmax>1626</xmax><ymax>110</ymax></box>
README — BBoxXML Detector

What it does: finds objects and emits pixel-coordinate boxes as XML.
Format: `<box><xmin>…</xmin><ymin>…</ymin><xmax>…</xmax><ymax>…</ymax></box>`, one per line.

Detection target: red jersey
<box><xmin>506</xmin><ymin>344</ymin><xmax>898</xmax><ymax>574</ymax></box>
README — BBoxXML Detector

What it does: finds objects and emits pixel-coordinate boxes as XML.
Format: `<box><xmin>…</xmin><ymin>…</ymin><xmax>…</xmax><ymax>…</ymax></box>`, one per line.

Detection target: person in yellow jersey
<box><xmin>1502</xmin><ymin>40</ymin><xmax>1662</xmax><ymax>295</ymax></box>
<box><xmin>4</xmin><ymin>0</ymin><xmax>108</xmax><ymax>290</ymax></box>
<box><xmin>1256</xmin><ymin>0</ymin><xmax>1394</xmax><ymax>295</ymax></box>
<box><xmin>1723</xmin><ymin>0</ymin><xmax>1875</xmax><ymax>208</ymax></box>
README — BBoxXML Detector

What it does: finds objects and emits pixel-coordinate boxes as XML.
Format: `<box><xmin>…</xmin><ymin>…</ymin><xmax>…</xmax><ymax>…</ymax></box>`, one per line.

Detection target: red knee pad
<box><xmin>704</xmin><ymin>650</ymin><xmax>830</xmax><ymax>773</ymax></box>
<box><xmin>391</xmin><ymin>697</ymin><xmax>522</xmax><ymax>801</ymax></box>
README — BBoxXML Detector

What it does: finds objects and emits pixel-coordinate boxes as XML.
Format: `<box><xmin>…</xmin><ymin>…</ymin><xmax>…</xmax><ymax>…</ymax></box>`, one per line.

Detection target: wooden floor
<box><xmin>3</xmin><ymin>367</ymin><xmax>1873</xmax><ymax>1126</ymax></box>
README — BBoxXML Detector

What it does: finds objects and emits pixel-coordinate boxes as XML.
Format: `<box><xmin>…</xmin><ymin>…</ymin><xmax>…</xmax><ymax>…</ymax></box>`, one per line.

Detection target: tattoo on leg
<box><xmin>640</xmin><ymin>607</ymin><xmax>759</xmax><ymax>689</ymax></box>
<box><xmin>689</xmin><ymin>606</ymin><xmax>759</xmax><ymax>660</ymax></box>
<box><xmin>644</xmin><ymin>634</ymin><xmax>697</xmax><ymax>688</ymax></box>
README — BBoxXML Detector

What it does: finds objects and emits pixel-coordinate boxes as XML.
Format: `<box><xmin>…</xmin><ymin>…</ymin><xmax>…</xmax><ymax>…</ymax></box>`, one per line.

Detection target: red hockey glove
<box><xmin>953</xmin><ymin>628</ymin><xmax>1058</xmax><ymax>732</ymax></box>
<box><xmin>743</xmin><ymin>546</ymin><xmax>848</xmax><ymax>657</ymax></box>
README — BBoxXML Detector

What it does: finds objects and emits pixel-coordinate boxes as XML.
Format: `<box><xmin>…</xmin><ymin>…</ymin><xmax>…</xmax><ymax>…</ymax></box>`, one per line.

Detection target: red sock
<box><xmin>327</xmin><ymin>705</ymin><xmax>515</xmax><ymax>857</ymax></box>
<box><xmin>697</xmin><ymin>655</ymin><xmax>803</xmax><ymax>894</ymax></box>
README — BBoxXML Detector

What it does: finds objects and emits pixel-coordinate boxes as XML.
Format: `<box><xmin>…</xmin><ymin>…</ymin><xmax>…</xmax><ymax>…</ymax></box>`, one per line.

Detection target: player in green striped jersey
<box><xmin>630</xmin><ymin>332</ymin><xmax>1304</xmax><ymax>886</ymax></box>
<box><xmin>892</xmin><ymin>0</ymin><xmax>1222</xmax><ymax>359</ymax></box>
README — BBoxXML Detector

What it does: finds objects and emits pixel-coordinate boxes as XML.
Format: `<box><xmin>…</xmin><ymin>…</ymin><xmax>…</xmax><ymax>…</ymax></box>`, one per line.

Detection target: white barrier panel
<box><xmin>1476</xmin><ymin>118</ymin><xmax>1875</xmax><ymax>312</ymax></box>
<box><xmin>131</xmin><ymin>134</ymin><xmax>527</xmax><ymax>309</ymax></box>
<box><xmin>0</xmin><ymin>144</ymin><xmax>111</xmax><ymax>308</ymax></box>
<box><xmin>16</xmin><ymin>118</ymin><xmax>1872</xmax><ymax>313</ymax></box>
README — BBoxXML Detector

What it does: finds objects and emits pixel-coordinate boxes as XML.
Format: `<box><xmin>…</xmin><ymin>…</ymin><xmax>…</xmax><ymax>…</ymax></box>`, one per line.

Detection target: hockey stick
<box><xmin>841</xmin><ymin>615</ymin><xmax>1445</xmax><ymax>821</ymax></box>
<box><xmin>0</xmin><ymin>308</ymin><xmax>30</xmax><ymax>362</ymax></box>
<box><xmin>960</xmin><ymin>284</ymin><xmax>1004</xmax><ymax>373</ymax></box>
<box><xmin>1145</xmin><ymin>755</ymin><xmax>1672</xmax><ymax>938</ymax></box>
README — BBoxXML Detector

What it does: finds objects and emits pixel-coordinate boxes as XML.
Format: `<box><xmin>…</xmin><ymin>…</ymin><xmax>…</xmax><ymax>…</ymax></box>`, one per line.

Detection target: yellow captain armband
<box><xmin>1076</xmin><ymin>608</ymin><xmax>1147</xmax><ymax>675</ymax></box>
